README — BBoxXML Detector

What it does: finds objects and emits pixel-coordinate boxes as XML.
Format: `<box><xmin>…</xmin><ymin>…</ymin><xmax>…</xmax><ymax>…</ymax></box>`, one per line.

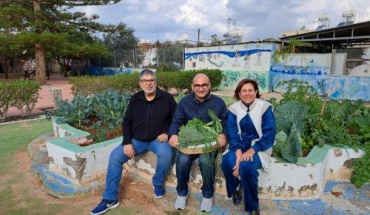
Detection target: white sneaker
<box><xmin>200</xmin><ymin>197</ymin><xmax>213</xmax><ymax>212</ymax></box>
<box><xmin>175</xmin><ymin>195</ymin><xmax>187</xmax><ymax>210</ymax></box>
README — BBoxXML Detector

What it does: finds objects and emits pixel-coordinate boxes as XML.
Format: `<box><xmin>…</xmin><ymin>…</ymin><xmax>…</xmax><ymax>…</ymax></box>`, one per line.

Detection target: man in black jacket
<box><xmin>91</xmin><ymin>69</ymin><xmax>177</xmax><ymax>215</ymax></box>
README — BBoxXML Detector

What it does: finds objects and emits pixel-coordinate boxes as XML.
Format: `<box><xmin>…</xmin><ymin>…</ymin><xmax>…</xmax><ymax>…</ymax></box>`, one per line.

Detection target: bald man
<box><xmin>168</xmin><ymin>73</ymin><xmax>228</xmax><ymax>213</ymax></box>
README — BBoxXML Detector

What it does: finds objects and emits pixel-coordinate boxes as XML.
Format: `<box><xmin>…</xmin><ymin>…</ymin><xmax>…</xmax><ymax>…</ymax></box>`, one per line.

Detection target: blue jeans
<box><xmin>175</xmin><ymin>151</ymin><xmax>217</xmax><ymax>199</ymax></box>
<box><xmin>103</xmin><ymin>138</ymin><xmax>174</xmax><ymax>201</ymax></box>
<box><xmin>221</xmin><ymin>149</ymin><xmax>262</xmax><ymax>211</ymax></box>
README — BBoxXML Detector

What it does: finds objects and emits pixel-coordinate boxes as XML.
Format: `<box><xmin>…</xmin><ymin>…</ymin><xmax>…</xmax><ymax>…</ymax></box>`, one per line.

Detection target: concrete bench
<box><xmin>23</xmin><ymin>70</ymin><xmax>51</xmax><ymax>80</ymax></box>
<box><xmin>23</xmin><ymin>70</ymin><xmax>36</xmax><ymax>80</ymax></box>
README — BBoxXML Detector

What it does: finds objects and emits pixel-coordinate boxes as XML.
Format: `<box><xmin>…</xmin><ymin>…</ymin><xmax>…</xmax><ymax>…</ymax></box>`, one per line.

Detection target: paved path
<box><xmin>6</xmin><ymin>74</ymin><xmax>74</xmax><ymax>118</ymax></box>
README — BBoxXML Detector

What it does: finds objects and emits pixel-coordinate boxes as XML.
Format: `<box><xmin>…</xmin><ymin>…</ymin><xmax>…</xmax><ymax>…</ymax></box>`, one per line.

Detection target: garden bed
<box><xmin>46</xmin><ymin>118</ymin><xmax>122</xmax><ymax>185</ymax></box>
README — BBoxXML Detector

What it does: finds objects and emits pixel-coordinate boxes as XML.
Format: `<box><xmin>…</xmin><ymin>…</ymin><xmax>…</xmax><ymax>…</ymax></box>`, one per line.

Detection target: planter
<box><xmin>258</xmin><ymin>145</ymin><xmax>364</xmax><ymax>199</ymax></box>
<box><xmin>47</xmin><ymin>118</ymin><xmax>122</xmax><ymax>185</ymax></box>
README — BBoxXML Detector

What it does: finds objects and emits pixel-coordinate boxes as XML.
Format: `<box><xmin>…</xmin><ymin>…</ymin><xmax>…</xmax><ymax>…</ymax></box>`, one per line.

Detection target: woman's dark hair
<box><xmin>233</xmin><ymin>78</ymin><xmax>261</xmax><ymax>100</ymax></box>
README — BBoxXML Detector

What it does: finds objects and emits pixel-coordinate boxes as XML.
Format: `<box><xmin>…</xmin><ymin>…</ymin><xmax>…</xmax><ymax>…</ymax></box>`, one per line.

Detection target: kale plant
<box><xmin>179</xmin><ymin>109</ymin><xmax>222</xmax><ymax>153</ymax></box>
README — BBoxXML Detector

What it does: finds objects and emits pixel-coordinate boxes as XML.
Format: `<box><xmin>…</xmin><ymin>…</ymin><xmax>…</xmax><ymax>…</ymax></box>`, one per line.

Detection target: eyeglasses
<box><xmin>192</xmin><ymin>83</ymin><xmax>209</xmax><ymax>90</ymax></box>
<box><xmin>140</xmin><ymin>79</ymin><xmax>156</xmax><ymax>84</ymax></box>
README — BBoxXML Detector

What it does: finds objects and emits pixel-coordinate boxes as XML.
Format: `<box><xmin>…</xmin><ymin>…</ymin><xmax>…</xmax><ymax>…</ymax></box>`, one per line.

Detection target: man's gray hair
<box><xmin>140</xmin><ymin>69</ymin><xmax>156</xmax><ymax>80</ymax></box>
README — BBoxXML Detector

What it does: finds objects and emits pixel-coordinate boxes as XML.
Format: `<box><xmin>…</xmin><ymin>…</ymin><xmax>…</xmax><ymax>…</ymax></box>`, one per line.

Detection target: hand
<box><xmin>157</xmin><ymin>133</ymin><xmax>168</xmax><ymax>142</ymax></box>
<box><xmin>233</xmin><ymin>149</ymin><xmax>242</xmax><ymax>177</ymax></box>
<box><xmin>217</xmin><ymin>133</ymin><xmax>227</xmax><ymax>147</ymax></box>
<box><xmin>168</xmin><ymin>135</ymin><xmax>179</xmax><ymax>148</ymax></box>
<box><xmin>241</xmin><ymin>148</ymin><xmax>255</xmax><ymax>162</ymax></box>
<box><xmin>123</xmin><ymin>144</ymin><xmax>135</xmax><ymax>159</ymax></box>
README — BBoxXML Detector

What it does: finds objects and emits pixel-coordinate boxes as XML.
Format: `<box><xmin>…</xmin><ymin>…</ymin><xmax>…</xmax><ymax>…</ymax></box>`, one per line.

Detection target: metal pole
<box><xmin>114</xmin><ymin>49</ymin><xmax>117</xmax><ymax>67</ymax></box>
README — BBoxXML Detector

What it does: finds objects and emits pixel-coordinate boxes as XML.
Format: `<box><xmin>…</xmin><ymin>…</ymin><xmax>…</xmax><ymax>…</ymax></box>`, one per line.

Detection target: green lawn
<box><xmin>0</xmin><ymin>119</ymin><xmax>56</xmax><ymax>215</ymax></box>
<box><xmin>0</xmin><ymin>119</ymin><xmax>53</xmax><ymax>176</ymax></box>
<box><xmin>0</xmin><ymin>119</ymin><xmax>53</xmax><ymax>158</ymax></box>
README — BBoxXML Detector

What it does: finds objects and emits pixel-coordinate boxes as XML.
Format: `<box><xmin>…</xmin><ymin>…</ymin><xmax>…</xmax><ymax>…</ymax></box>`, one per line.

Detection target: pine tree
<box><xmin>0</xmin><ymin>0</ymin><xmax>121</xmax><ymax>84</ymax></box>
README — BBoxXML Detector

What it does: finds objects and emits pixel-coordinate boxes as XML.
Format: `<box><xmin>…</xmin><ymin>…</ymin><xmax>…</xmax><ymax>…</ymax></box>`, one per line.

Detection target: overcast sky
<box><xmin>75</xmin><ymin>0</ymin><xmax>370</xmax><ymax>44</ymax></box>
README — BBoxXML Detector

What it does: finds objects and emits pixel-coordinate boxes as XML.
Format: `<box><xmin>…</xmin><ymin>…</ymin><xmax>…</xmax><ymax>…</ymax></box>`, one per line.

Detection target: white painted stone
<box><xmin>47</xmin><ymin>119</ymin><xmax>121</xmax><ymax>185</ymax></box>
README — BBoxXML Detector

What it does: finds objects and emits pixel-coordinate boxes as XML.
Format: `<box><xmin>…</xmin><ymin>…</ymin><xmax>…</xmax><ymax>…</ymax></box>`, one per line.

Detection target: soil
<box><xmin>68</xmin><ymin>116</ymin><xmax>123</xmax><ymax>146</ymax></box>
<box><xmin>5</xmin><ymin>148</ymin><xmax>168</xmax><ymax>215</ymax></box>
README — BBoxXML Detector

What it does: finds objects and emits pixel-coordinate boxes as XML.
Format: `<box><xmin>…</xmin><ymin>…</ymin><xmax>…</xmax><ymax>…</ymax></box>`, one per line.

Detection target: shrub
<box><xmin>69</xmin><ymin>69</ymin><xmax>223</xmax><ymax>95</ymax></box>
<box><xmin>0</xmin><ymin>80</ymin><xmax>40</xmax><ymax>120</ymax></box>
<box><xmin>0</xmin><ymin>81</ymin><xmax>13</xmax><ymax>120</ymax></box>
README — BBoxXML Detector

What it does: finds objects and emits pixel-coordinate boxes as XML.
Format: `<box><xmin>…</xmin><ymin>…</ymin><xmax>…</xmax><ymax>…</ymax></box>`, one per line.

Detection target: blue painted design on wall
<box><xmin>325</xmin><ymin>76</ymin><xmax>370</xmax><ymax>101</ymax></box>
<box><xmin>270</xmin><ymin>69</ymin><xmax>328</xmax><ymax>95</ymax></box>
<box><xmin>184</xmin><ymin>49</ymin><xmax>271</xmax><ymax>60</ymax></box>
<box><xmin>270</xmin><ymin>68</ymin><xmax>370</xmax><ymax>101</ymax></box>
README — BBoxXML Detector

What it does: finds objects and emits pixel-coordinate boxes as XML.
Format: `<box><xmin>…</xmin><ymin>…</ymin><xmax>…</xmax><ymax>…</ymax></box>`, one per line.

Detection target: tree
<box><xmin>102</xmin><ymin>22</ymin><xmax>143</xmax><ymax>67</ymax></box>
<box><xmin>0</xmin><ymin>0</ymin><xmax>121</xmax><ymax>84</ymax></box>
<box><xmin>48</xmin><ymin>31</ymin><xmax>109</xmax><ymax>76</ymax></box>
<box><xmin>273</xmin><ymin>39</ymin><xmax>312</xmax><ymax>63</ymax></box>
<box><xmin>155</xmin><ymin>40</ymin><xmax>184</xmax><ymax>69</ymax></box>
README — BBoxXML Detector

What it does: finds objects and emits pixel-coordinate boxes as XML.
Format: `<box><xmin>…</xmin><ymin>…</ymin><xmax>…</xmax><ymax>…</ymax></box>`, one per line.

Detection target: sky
<box><xmin>75</xmin><ymin>0</ymin><xmax>370</xmax><ymax>44</ymax></box>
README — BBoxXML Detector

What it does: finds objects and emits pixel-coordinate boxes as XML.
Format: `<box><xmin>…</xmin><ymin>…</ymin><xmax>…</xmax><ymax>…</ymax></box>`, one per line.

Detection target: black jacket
<box><xmin>122</xmin><ymin>87</ymin><xmax>177</xmax><ymax>145</ymax></box>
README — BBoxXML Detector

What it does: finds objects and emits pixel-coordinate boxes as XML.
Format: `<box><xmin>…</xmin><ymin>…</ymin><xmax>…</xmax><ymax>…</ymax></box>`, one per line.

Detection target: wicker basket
<box><xmin>178</xmin><ymin>141</ymin><xmax>219</xmax><ymax>154</ymax></box>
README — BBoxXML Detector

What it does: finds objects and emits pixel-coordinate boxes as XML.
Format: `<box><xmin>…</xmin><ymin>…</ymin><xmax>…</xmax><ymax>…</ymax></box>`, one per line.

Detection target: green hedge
<box><xmin>69</xmin><ymin>69</ymin><xmax>223</xmax><ymax>95</ymax></box>
<box><xmin>0</xmin><ymin>80</ymin><xmax>40</xmax><ymax>120</ymax></box>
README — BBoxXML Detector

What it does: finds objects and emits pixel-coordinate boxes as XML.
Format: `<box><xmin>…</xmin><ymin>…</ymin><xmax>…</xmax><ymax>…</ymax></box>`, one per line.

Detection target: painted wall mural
<box><xmin>271</xmin><ymin>53</ymin><xmax>370</xmax><ymax>101</ymax></box>
<box><xmin>325</xmin><ymin>75</ymin><xmax>370</xmax><ymax>101</ymax></box>
<box><xmin>184</xmin><ymin>43</ymin><xmax>274</xmax><ymax>92</ymax></box>
<box><xmin>271</xmin><ymin>54</ymin><xmax>336</xmax><ymax>96</ymax></box>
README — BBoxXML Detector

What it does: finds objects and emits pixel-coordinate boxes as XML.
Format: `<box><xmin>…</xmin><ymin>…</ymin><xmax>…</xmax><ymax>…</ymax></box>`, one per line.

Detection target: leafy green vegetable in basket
<box><xmin>178</xmin><ymin>109</ymin><xmax>222</xmax><ymax>151</ymax></box>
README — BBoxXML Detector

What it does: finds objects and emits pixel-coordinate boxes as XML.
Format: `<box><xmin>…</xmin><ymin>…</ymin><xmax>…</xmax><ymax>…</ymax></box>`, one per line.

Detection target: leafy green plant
<box><xmin>351</xmin><ymin>142</ymin><xmax>370</xmax><ymax>188</ymax></box>
<box><xmin>273</xmin><ymin>79</ymin><xmax>370</xmax><ymax>187</ymax></box>
<box><xmin>0</xmin><ymin>81</ymin><xmax>13</xmax><ymax>120</ymax></box>
<box><xmin>273</xmin><ymin>101</ymin><xmax>308</xmax><ymax>163</ymax></box>
<box><xmin>53</xmin><ymin>94</ymin><xmax>94</xmax><ymax>128</ymax></box>
<box><xmin>0</xmin><ymin>80</ymin><xmax>40</xmax><ymax>119</ymax></box>
<box><xmin>91</xmin><ymin>89</ymin><xmax>130</xmax><ymax>132</ymax></box>
<box><xmin>12</xmin><ymin>80</ymin><xmax>40</xmax><ymax>117</ymax></box>
<box><xmin>52</xmin><ymin>89</ymin><xmax>131</xmax><ymax>144</ymax></box>
<box><xmin>178</xmin><ymin>109</ymin><xmax>222</xmax><ymax>153</ymax></box>
<box><xmin>273</xmin><ymin>38</ymin><xmax>311</xmax><ymax>63</ymax></box>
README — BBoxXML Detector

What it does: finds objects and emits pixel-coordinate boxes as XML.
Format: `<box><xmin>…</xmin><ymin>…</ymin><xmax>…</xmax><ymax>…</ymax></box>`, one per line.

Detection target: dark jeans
<box><xmin>175</xmin><ymin>151</ymin><xmax>217</xmax><ymax>198</ymax></box>
<box><xmin>221</xmin><ymin>149</ymin><xmax>262</xmax><ymax>211</ymax></box>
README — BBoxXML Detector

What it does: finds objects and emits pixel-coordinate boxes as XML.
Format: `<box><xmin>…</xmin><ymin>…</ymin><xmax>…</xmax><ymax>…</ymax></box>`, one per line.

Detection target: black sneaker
<box><xmin>90</xmin><ymin>199</ymin><xmax>119</xmax><ymax>215</ymax></box>
<box><xmin>232</xmin><ymin>184</ymin><xmax>242</xmax><ymax>206</ymax></box>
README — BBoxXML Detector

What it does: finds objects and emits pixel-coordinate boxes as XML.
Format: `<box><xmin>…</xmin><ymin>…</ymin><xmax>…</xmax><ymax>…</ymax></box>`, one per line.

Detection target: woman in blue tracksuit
<box><xmin>221</xmin><ymin>79</ymin><xmax>276</xmax><ymax>215</ymax></box>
